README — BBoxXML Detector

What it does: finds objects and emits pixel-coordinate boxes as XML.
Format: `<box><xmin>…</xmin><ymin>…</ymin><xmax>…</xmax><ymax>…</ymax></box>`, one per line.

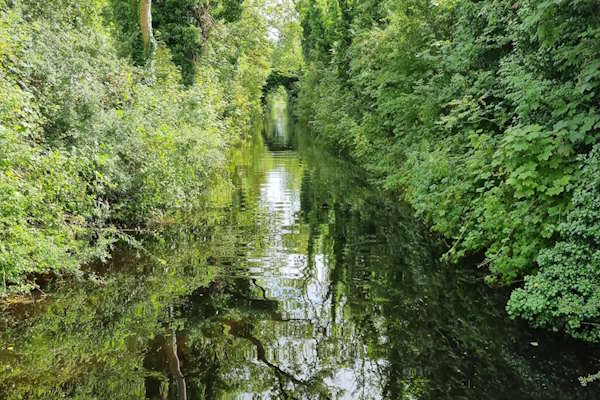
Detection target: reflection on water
<box><xmin>1</xmin><ymin>94</ymin><xmax>600</xmax><ymax>399</ymax></box>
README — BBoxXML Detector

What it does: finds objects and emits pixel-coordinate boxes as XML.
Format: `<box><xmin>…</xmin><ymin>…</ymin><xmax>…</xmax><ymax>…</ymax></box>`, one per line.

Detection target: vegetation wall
<box><xmin>0</xmin><ymin>0</ymin><xmax>270</xmax><ymax>296</ymax></box>
<box><xmin>295</xmin><ymin>0</ymin><xmax>600</xmax><ymax>341</ymax></box>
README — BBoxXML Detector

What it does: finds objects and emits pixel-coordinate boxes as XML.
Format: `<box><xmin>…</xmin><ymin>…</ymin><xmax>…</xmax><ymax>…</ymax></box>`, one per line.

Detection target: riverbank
<box><xmin>295</xmin><ymin>0</ymin><xmax>600</xmax><ymax>343</ymax></box>
<box><xmin>0</xmin><ymin>1</ymin><xmax>269</xmax><ymax>297</ymax></box>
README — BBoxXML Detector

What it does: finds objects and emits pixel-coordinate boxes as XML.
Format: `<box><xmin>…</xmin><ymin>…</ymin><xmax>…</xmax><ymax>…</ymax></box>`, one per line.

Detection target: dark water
<box><xmin>1</xmin><ymin>99</ymin><xmax>600</xmax><ymax>400</ymax></box>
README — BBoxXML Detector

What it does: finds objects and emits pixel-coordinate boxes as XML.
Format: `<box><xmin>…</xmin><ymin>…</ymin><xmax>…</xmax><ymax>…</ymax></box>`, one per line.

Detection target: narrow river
<box><xmin>1</xmin><ymin>99</ymin><xmax>599</xmax><ymax>400</ymax></box>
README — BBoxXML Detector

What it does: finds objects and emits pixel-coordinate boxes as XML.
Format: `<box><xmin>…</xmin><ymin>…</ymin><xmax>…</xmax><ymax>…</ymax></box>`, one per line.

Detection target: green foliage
<box><xmin>0</xmin><ymin>0</ymin><xmax>269</xmax><ymax>296</ymax></box>
<box><xmin>507</xmin><ymin>148</ymin><xmax>600</xmax><ymax>342</ymax></box>
<box><xmin>0</xmin><ymin>3</ymin><xmax>109</xmax><ymax>295</ymax></box>
<box><xmin>199</xmin><ymin>0</ymin><xmax>272</xmax><ymax>133</ymax></box>
<box><xmin>296</xmin><ymin>0</ymin><xmax>600</xmax><ymax>339</ymax></box>
<box><xmin>108</xmin><ymin>0</ymin><xmax>244</xmax><ymax>83</ymax></box>
<box><xmin>267</xmin><ymin>0</ymin><xmax>304</xmax><ymax>75</ymax></box>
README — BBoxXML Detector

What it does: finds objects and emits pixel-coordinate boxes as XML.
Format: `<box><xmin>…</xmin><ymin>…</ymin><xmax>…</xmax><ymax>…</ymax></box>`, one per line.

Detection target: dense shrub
<box><xmin>296</xmin><ymin>0</ymin><xmax>600</xmax><ymax>339</ymax></box>
<box><xmin>508</xmin><ymin>148</ymin><xmax>600</xmax><ymax>342</ymax></box>
<box><xmin>0</xmin><ymin>0</ymin><xmax>268</xmax><ymax>296</ymax></box>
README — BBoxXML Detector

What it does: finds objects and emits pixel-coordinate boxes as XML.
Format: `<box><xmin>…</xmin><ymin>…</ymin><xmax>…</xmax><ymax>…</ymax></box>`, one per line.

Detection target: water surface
<box><xmin>1</xmin><ymin>101</ymin><xmax>599</xmax><ymax>399</ymax></box>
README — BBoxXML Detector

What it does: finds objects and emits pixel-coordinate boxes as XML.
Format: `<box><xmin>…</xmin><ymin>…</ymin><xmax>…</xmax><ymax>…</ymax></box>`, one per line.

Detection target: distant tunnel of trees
<box><xmin>262</xmin><ymin>71</ymin><xmax>299</xmax><ymax>101</ymax></box>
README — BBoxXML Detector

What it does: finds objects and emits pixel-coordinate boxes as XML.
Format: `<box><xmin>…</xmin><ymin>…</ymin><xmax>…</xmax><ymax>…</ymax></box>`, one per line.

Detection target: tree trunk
<box><xmin>194</xmin><ymin>3</ymin><xmax>214</xmax><ymax>43</ymax></box>
<box><xmin>140</xmin><ymin>0</ymin><xmax>154</xmax><ymax>55</ymax></box>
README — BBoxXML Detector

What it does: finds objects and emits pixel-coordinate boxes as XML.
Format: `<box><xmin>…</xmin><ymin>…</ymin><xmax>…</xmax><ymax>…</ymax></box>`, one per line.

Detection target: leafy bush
<box><xmin>507</xmin><ymin>148</ymin><xmax>600</xmax><ymax>342</ymax></box>
<box><xmin>0</xmin><ymin>0</ymin><xmax>268</xmax><ymax>296</ymax></box>
<box><xmin>296</xmin><ymin>0</ymin><xmax>600</xmax><ymax>339</ymax></box>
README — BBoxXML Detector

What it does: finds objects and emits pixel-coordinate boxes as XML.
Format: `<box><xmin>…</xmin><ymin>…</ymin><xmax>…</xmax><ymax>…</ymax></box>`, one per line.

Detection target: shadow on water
<box><xmin>1</xmin><ymin>90</ymin><xmax>600</xmax><ymax>399</ymax></box>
